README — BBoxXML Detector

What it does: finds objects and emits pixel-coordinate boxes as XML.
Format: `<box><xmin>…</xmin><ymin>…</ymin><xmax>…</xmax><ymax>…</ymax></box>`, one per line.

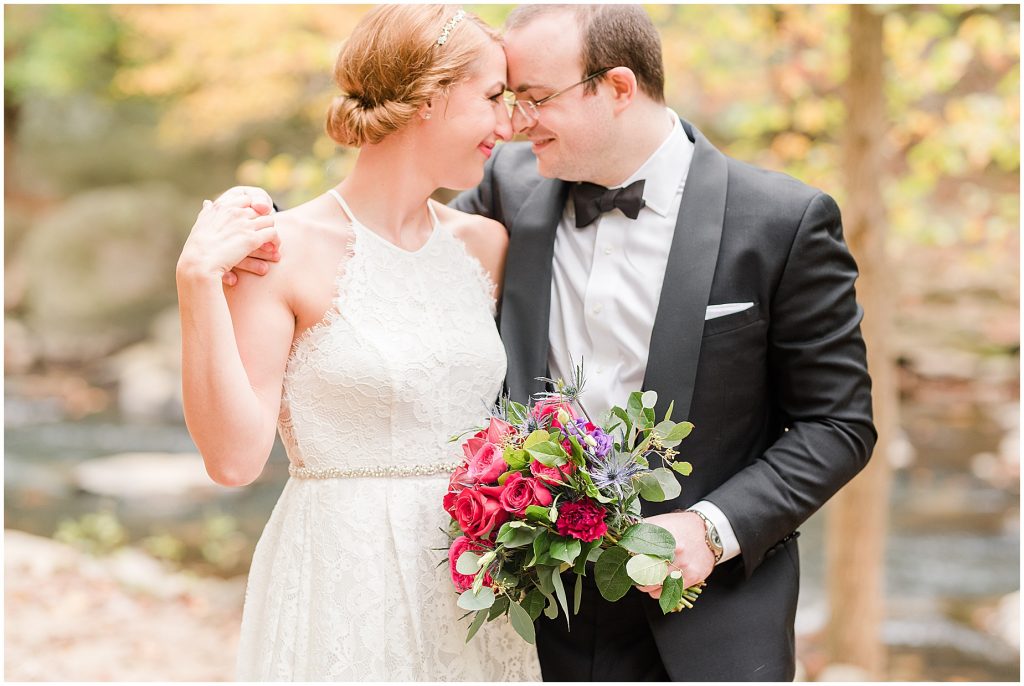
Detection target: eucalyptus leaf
<box><xmin>487</xmin><ymin>594</ymin><xmax>510</xmax><ymax>621</ymax></box>
<box><xmin>543</xmin><ymin>595</ymin><xmax>559</xmax><ymax>619</ymax></box>
<box><xmin>664</xmin><ymin>399</ymin><xmax>675</xmax><ymax>422</ymax></box>
<box><xmin>496</xmin><ymin>522</ymin><xmax>539</xmax><ymax>548</ymax></box>
<box><xmin>587</xmin><ymin>546</ymin><xmax>604</xmax><ymax>563</ymax></box>
<box><xmin>466</xmin><ymin>609</ymin><xmax>488</xmax><ymax>642</ymax></box>
<box><xmin>626</xmin><ymin>554</ymin><xmax>669</xmax><ymax>586</ymax></box>
<box><xmin>457</xmin><ymin>586</ymin><xmax>496</xmax><ymax>611</ymax></box>
<box><xmin>666</xmin><ymin>421</ymin><xmax>694</xmax><ymax>441</ymax></box>
<box><xmin>573</xmin><ymin>573</ymin><xmax>583</xmax><ymax>615</ymax></box>
<box><xmin>653</xmin><ymin>420</ymin><xmax>675</xmax><ymax>439</ymax></box>
<box><xmin>617</xmin><ymin>523</ymin><xmax>677</xmax><ymax>559</ymax></box>
<box><xmin>521</xmin><ymin>589</ymin><xmax>546</xmax><ymax>621</ymax></box>
<box><xmin>550</xmin><ymin>537</ymin><xmax>582</xmax><ymax>565</ymax></box>
<box><xmin>641</xmin><ymin>390</ymin><xmax>658</xmax><ymax>409</ymax></box>
<box><xmin>574</xmin><ymin>539</ymin><xmax>599</xmax><ymax>574</ymax></box>
<box><xmin>456</xmin><ymin>551</ymin><xmax>481</xmax><ymax>575</ymax></box>
<box><xmin>652</xmin><ymin>467</ymin><xmax>682</xmax><ymax>499</ymax></box>
<box><xmin>636</xmin><ymin>471</ymin><xmax>666</xmax><ymax>502</ymax></box>
<box><xmin>594</xmin><ymin>545</ymin><xmax>632</xmax><ymax>602</ymax></box>
<box><xmin>550</xmin><ymin>567</ymin><xmax>570</xmax><ymax>629</ymax></box>
<box><xmin>671</xmin><ymin>461</ymin><xmax>693</xmax><ymax>476</ymax></box>
<box><xmin>528</xmin><ymin>530</ymin><xmax>552</xmax><ymax>566</ymax></box>
<box><xmin>658</xmin><ymin>575</ymin><xmax>685</xmax><ymax>615</ymax></box>
<box><xmin>508</xmin><ymin>600</ymin><xmax>536</xmax><ymax>644</ymax></box>
<box><xmin>526</xmin><ymin>504</ymin><xmax>555</xmax><ymax>524</ymax></box>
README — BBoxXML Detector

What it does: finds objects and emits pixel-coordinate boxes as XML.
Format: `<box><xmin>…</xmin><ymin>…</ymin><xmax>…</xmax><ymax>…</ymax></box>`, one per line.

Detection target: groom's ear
<box><xmin>604</xmin><ymin>66</ymin><xmax>638</xmax><ymax>113</ymax></box>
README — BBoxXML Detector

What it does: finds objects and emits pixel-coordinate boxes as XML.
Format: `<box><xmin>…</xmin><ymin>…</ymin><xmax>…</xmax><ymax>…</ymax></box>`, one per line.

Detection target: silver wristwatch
<box><xmin>686</xmin><ymin>509</ymin><xmax>724</xmax><ymax>563</ymax></box>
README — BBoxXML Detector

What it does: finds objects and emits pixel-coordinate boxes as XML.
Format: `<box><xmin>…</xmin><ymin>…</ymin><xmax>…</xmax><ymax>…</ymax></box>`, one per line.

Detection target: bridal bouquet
<box><xmin>442</xmin><ymin>367</ymin><xmax>701</xmax><ymax>644</ymax></box>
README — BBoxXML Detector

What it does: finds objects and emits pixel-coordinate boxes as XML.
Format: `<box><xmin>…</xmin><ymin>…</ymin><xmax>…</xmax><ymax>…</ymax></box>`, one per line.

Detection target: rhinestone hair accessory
<box><xmin>436</xmin><ymin>9</ymin><xmax>466</xmax><ymax>46</ymax></box>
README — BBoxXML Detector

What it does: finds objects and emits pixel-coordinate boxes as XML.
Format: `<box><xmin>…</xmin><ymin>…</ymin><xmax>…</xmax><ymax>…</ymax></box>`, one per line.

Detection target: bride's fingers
<box><xmin>233</xmin><ymin>256</ymin><xmax>272</xmax><ymax>277</ymax></box>
<box><xmin>252</xmin><ymin>226</ymin><xmax>280</xmax><ymax>250</ymax></box>
<box><xmin>248</xmin><ymin>243</ymin><xmax>281</xmax><ymax>261</ymax></box>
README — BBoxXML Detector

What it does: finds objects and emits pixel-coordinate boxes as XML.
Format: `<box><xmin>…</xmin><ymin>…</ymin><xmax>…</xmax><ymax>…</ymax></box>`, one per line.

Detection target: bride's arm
<box><xmin>176</xmin><ymin>200</ymin><xmax>294</xmax><ymax>487</ymax></box>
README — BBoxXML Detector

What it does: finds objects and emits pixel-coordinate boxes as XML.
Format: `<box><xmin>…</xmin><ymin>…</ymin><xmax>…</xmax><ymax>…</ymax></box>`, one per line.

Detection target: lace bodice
<box><xmin>278</xmin><ymin>191</ymin><xmax>507</xmax><ymax>473</ymax></box>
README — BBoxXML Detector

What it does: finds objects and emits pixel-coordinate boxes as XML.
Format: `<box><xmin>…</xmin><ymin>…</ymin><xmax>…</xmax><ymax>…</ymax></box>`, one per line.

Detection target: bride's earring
<box><xmin>424</xmin><ymin>112</ymin><xmax>432</xmax><ymax>120</ymax></box>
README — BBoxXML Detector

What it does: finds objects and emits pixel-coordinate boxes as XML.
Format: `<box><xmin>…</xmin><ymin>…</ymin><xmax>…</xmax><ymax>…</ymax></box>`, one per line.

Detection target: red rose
<box><xmin>464</xmin><ymin>438</ymin><xmax>509</xmax><ymax>484</ymax></box>
<box><xmin>530</xmin><ymin>458</ymin><xmax>576</xmax><ymax>484</ymax></box>
<box><xmin>555</xmin><ymin>500</ymin><xmax>608</xmax><ymax>542</ymax></box>
<box><xmin>532</xmin><ymin>398</ymin><xmax>577</xmax><ymax>430</ymax></box>
<box><xmin>498</xmin><ymin>472</ymin><xmax>553</xmax><ymax>516</ymax></box>
<box><xmin>448</xmin><ymin>536</ymin><xmax>492</xmax><ymax>592</ymax></box>
<box><xmin>453</xmin><ymin>488</ymin><xmax>508</xmax><ymax>540</ymax></box>
<box><xmin>443</xmin><ymin>490</ymin><xmax>458</xmax><ymax>518</ymax></box>
<box><xmin>443</xmin><ymin>465</ymin><xmax>473</xmax><ymax>519</ymax></box>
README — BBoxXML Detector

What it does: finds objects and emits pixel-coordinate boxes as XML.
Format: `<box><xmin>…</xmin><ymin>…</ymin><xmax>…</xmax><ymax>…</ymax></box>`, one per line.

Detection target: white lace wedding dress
<box><xmin>235</xmin><ymin>191</ymin><xmax>541</xmax><ymax>681</ymax></box>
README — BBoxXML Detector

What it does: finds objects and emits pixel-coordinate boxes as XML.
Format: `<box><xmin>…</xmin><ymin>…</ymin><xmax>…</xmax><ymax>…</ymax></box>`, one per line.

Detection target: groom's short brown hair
<box><xmin>505</xmin><ymin>4</ymin><xmax>666</xmax><ymax>104</ymax></box>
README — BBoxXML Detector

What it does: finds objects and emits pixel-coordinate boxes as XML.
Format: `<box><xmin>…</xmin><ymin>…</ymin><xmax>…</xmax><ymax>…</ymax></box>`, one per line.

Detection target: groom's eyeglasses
<box><xmin>502</xmin><ymin>67</ymin><xmax>614</xmax><ymax>125</ymax></box>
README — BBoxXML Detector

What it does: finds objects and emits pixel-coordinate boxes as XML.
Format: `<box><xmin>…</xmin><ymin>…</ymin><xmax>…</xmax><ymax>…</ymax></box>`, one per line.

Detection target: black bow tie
<box><xmin>571</xmin><ymin>179</ymin><xmax>646</xmax><ymax>228</ymax></box>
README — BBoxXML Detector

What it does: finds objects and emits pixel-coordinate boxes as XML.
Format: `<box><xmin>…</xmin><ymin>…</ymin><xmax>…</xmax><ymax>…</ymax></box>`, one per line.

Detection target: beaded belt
<box><xmin>288</xmin><ymin>461</ymin><xmax>463</xmax><ymax>480</ymax></box>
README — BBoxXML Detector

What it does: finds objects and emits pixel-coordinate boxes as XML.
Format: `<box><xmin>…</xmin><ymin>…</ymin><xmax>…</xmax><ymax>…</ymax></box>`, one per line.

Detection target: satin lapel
<box><xmin>642</xmin><ymin>121</ymin><xmax>728</xmax><ymax>420</ymax></box>
<box><xmin>500</xmin><ymin>177</ymin><xmax>570</xmax><ymax>403</ymax></box>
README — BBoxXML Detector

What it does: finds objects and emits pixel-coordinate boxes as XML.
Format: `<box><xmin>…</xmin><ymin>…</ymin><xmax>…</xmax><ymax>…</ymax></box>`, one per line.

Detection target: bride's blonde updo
<box><xmin>326</xmin><ymin>5</ymin><xmax>500</xmax><ymax>147</ymax></box>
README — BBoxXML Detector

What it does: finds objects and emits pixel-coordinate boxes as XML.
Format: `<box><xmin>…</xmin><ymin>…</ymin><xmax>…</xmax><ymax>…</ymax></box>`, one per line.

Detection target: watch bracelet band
<box><xmin>684</xmin><ymin>508</ymin><xmax>724</xmax><ymax>563</ymax></box>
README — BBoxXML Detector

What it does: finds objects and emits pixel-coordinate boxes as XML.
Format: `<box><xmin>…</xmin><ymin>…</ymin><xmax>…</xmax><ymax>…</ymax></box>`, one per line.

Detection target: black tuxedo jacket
<box><xmin>452</xmin><ymin>119</ymin><xmax>875</xmax><ymax>680</ymax></box>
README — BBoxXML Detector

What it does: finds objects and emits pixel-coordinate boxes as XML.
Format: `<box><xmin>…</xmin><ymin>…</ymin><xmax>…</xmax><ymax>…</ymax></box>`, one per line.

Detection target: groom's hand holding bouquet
<box><xmin>441</xmin><ymin>367</ymin><xmax>702</xmax><ymax>644</ymax></box>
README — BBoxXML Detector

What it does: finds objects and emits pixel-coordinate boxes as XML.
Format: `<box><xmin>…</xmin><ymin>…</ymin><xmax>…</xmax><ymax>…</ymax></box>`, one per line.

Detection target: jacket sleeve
<box><xmin>704</xmin><ymin>191</ymin><xmax>877</xmax><ymax>577</ymax></box>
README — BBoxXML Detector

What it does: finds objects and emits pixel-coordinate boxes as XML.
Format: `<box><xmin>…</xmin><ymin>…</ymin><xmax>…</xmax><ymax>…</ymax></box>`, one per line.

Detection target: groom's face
<box><xmin>503</xmin><ymin>12</ymin><xmax>615</xmax><ymax>182</ymax></box>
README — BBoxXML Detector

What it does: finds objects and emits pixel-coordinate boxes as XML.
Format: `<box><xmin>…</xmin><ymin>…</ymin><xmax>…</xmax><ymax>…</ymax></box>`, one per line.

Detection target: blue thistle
<box><xmin>589</xmin><ymin>450</ymin><xmax>644</xmax><ymax>501</ymax></box>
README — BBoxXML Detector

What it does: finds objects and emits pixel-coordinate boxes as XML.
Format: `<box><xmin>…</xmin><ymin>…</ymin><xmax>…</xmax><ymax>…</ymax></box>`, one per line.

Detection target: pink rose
<box><xmin>530</xmin><ymin>458</ymin><xmax>576</xmax><ymax>484</ymax></box>
<box><xmin>498</xmin><ymin>472</ymin><xmax>554</xmax><ymax>516</ymax></box>
<box><xmin>464</xmin><ymin>438</ymin><xmax>509</xmax><ymax>484</ymax></box>
<box><xmin>483</xmin><ymin>417</ymin><xmax>515</xmax><ymax>444</ymax></box>
<box><xmin>556</xmin><ymin>500</ymin><xmax>608</xmax><ymax>542</ymax></box>
<box><xmin>532</xmin><ymin>398</ymin><xmax>577</xmax><ymax>430</ymax></box>
<box><xmin>448</xmin><ymin>536</ymin><xmax>492</xmax><ymax>592</ymax></box>
<box><xmin>453</xmin><ymin>488</ymin><xmax>509</xmax><ymax>540</ymax></box>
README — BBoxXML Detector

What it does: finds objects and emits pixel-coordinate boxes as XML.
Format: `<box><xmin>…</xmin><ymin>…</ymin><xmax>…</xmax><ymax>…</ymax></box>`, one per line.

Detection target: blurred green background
<box><xmin>4</xmin><ymin>4</ymin><xmax>1019</xmax><ymax>681</ymax></box>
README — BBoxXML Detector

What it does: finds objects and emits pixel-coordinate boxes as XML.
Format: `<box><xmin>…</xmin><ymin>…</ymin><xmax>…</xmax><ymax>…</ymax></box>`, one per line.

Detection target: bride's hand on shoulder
<box><xmin>177</xmin><ymin>191</ymin><xmax>278</xmax><ymax>287</ymax></box>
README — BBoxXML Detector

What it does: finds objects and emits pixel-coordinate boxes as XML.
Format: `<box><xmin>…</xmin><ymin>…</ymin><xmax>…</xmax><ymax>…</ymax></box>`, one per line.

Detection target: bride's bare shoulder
<box><xmin>274</xmin><ymin>194</ymin><xmax>356</xmax><ymax>267</ymax></box>
<box><xmin>434</xmin><ymin>202</ymin><xmax>508</xmax><ymax>253</ymax></box>
<box><xmin>433</xmin><ymin>201</ymin><xmax>508</xmax><ymax>295</ymax></box>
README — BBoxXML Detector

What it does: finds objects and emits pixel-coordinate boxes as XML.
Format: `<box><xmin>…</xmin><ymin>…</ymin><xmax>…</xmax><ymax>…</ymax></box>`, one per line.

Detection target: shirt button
<box><xmin>604</xmin><ymin>247</ymin><xmax>613</xmax><ymax>255</ymax></box>
<box><xmin>595</xmin><ymin>367</ymin><xmax>604</xmax><ymax>374</ymax></box>
<box><xmin>592</xmin><ymin>304</ymin><xmax>603</xmax><ymax>315</ymax></box>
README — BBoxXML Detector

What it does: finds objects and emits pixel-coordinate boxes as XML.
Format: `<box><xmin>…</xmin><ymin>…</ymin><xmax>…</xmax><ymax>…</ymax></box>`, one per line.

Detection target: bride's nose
<box><xmin>494</xmin><ymin>105</ymin><xmax>513</xmax><ymax>141</ymax></box>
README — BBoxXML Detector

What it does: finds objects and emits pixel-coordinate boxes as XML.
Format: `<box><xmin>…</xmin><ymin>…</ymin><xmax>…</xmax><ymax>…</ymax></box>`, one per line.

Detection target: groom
<box><xmin>448</xmin><ymin>5</ymin><xmax>875</xmax><ymax>681</ymax></box>
<box><xmin>223</xmin><ymin>4</ymin><xmax>874</xmax><ymax>680</ymax></box>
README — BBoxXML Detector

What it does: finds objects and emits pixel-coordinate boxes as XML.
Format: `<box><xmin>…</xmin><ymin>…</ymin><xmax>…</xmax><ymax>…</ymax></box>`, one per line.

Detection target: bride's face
<box><xmin>426</xmin><ymin>41</ymin><xmax>513</xmax><ymax>190</ymax></box>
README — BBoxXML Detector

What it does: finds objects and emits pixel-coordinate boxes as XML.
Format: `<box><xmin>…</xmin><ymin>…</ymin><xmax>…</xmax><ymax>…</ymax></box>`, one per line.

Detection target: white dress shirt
<box><xmin>547</xmin><ymin>110</ymin><xmax>740</xmax><ymax>563</ymax></box>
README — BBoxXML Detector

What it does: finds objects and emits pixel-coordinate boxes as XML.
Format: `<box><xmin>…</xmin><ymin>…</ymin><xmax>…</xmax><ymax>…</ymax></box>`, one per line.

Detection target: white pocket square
<box><xmin>705</xmin><ymin>302</ymin><xmax>754</xmax><ymax>320</ymax></box>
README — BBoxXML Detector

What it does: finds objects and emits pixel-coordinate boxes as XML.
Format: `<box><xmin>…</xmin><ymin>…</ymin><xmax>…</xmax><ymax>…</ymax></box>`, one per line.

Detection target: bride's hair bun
<box><xmin>325</xmin><ymin>4</ymin><xmax>500</xmax><ymax>148</ymax></box>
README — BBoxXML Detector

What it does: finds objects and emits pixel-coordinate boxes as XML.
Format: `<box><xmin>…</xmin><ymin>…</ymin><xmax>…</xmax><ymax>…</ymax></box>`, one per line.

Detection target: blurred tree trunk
<box><xmin>825</xmin><ymin>5</ymin><xmax>894</xmax><ymax>679</ymax></box>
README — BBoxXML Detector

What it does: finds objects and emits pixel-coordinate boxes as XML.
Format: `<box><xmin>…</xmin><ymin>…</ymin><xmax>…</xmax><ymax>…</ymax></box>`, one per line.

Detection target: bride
<box><xmin>176</xmin><ymin>5</ymin><xmax>541</xmax><ymax>681</ymax></box>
